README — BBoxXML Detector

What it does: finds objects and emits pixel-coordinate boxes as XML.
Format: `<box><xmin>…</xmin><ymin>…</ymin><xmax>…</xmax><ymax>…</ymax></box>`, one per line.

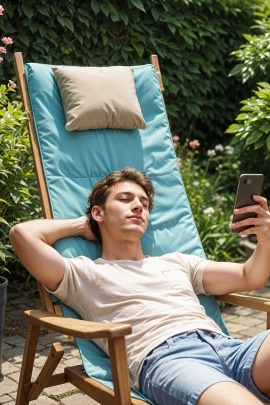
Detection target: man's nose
<box><xmin>132</xmin><ymin>198</ymin><xmax>143</xmax><ymax>212</ymax></box>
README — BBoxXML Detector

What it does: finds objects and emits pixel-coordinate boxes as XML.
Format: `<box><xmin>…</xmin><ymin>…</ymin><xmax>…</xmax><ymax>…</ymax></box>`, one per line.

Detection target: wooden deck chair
<box><xmin>13</xmin><ymin>52</ymin><xmax>270</xmax><ymax>405</ymax></box>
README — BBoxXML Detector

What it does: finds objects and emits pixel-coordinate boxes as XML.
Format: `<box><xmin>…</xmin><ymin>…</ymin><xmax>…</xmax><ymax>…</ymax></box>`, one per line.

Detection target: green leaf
<box><xmin>246</xmin><ymin>130</ymin><xmax>263</xmax><ymax>146</ymax></box>
<box><xmin>91</xmin><ymin>0</ymin><xmax>100</xmax><ymax>15</ymax></box>
<box><xmin>39</xmin><ymin>25</ymin><xmax>47</xmax><ymax>37</ymax></box>
<box><xmin>57</xmin><ymin>16</ymin><xmax>74</xmax><ymax>32</ymax></box>
<box><xmin>19</xmin><ymin>33</ymin><xmax>30</xmax><ymax>47</ymax></box>
<box><xmin>228</xmin><ymin>64</ymin><xmax>242</xmax><ymax>77</ymax></box>
<box><xmin>130</xmin><ymin>0</ymin><xmax>146</xmax><ymax>12</ymax></box>
<box><xmin>168</xmin><ymin>24</ymin><xmax>176</xmax><ymax>35</ymax></box>
<box><xmin>119</xmin><ymin>11</ymin><xmax>128</xmax><ymax>25</ymax></box>
<box><xmin>100</xmin><ymin>3</ymin><xmax>109</xmax><ymax>17</ymax></box>
<box><xmin>260</xmin><ymin>122</ymin><xmax>270</xmax><ymax>133</ymax></box>
<box><xmin>243</xmin><ymin>33</ymin><xmax>252</xmax><ymax>42</ymax></box>
<box><xmin>254</xmin><ymin>138</ymin><xmax>265</xmax><ymax>149</ymax></box>
<box><xmin>151</xmin><ymin>7</ymin><xmax>159</xmax><ymax>21</ymax></box>
<box><xmin>39</xmin><ymin>6</ymin><xmax>50</xmax><ymax>17</ymax></box>
<box><xmin>236</xmin><ymin>113</ymin><xmax>248</xmax><ymax>121</ymax></box>
<box><xmin>182</xmin><ymin>33</ymin><xmax>193</xmax><ymax>46</ymax></box>
<box><xmin>225</xmin><ymin>124</ymin><xmax>240</xmax><ymax>134</ymax></box>
<box><xmin>21</xmin><ymin>4</ymin><xmax>34</xmax><ymax>19</ymax></box>
<box><xmin>0</xmin><ymin>217</ymin><xmax>10</xmax><ymax>226</ymax></box>
<box><xmin>267</xmin><ymin>135</ymin><xmax>270</xmax><ymax>150</ymax></box>
<box><xmin>131</xmin><ymin>41</ymin><xmax>144</xmax><ymax>58</ymax></box>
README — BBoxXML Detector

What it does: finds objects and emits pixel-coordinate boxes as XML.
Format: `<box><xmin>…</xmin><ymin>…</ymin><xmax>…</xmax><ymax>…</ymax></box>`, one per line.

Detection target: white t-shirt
<box><xmin>53</xmin><ymin>252</ymin><xmax>224</xmax><ymax>390</ymax></box>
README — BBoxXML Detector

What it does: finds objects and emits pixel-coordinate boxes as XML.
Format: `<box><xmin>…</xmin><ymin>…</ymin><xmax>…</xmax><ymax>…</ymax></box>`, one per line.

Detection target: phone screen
<box><xmin>232</xmin><ymin>174</ymin><xmax>264</xmax><ymax>234</ymax></box>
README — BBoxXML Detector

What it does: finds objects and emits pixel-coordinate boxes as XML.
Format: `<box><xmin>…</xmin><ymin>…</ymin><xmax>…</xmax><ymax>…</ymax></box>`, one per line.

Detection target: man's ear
<box><xmin>91</xmin><ymin>206</ymin><xmax>104</xmax><ymax>223</ymax></box>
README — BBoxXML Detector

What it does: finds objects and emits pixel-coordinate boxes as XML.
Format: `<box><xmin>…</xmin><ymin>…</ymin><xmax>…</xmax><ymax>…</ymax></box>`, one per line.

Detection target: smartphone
<box><xmin>232</xmin><ymin>174</ymin><xmax>264</xmax><ymax>234</ymax></box>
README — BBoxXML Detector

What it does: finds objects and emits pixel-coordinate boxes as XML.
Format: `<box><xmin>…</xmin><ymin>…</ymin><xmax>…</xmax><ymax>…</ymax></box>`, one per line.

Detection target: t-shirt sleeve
<box><xmin>45</xmin><ymin>256</ymin><xmax>95</xmax><ymax>307</ymax></box>
<box><xmin>187</xmin><ymin>255</ymin><xmax>213</xmax><ymax>295</ymax></box>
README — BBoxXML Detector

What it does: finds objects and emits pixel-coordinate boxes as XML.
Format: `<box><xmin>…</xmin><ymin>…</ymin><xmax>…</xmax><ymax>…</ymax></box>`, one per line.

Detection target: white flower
<box><xmin>225</xmin><ymin>145</ymin><xmax>234</xmax><ymax>155</ymax></box>
<box><xmin>207</xmin><ymin>149</ymin><xmax>216</xmax><ymax>157</ymax></box>
<box><xmin>205</xmin><ymin>182</ymin><xmax>210</xmax><ymax>187</ymax></box>
<box><xmin>193</xmin><ymin>181</ymin><xmax>200</xmax><ymax>187</ymax></box>
<box><xmin>204</xmin><ymin>207</ymin><xmax>215</xmax><ymax>217</ymax></box>
<box><xmin>212</xmin><ymin>194</ymin><xmax>228</xmax><ymax>203</ymax></box>
<box><xmin>215</xmin><ymin>144</ymin><xmax>224</xmax><ymax>152</ymax></box>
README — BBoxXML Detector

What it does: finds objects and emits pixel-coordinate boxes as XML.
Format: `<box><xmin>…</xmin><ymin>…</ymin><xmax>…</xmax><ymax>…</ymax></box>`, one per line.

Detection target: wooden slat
<box><xmin>13</xmin><ymin>52</ymin><xmax>58</xmax><ymax>315</ymax></box>
<box><xmin>65</xmin><ymin>365</ymin><xmax>147</xmax><ymax>405</ymax></box>
<box><xmin>27</xmin><ymin>342</ymin><xmax>64</xmax><ymax>401</ymax></box>
<box><xmin>24</xmin><ymin>309</ymin><xmax>132</xmax><ymax>339</ymax></box>
<box><xmin>150</xmin><ymin>54</ymin><xmax>164</xmax><ymax>91</ymax></box>
<box><xmin>216</xmin><ymin>293</ymin><xmax>270</xmax><ymax>312</ymax></box>
<box><xmin>16</xmin><ymin>323</ymin><xmax>40</xmax><ymax>405</ymax></box>
<box><xmin>46</xmin><ymin>373</ymin><xmax>67</xmax><ymax>387</ymax></box>
<box><xmin>108</xmin><ymin>337</ymin><xmax>131</xmax><ymax>405</ymax></box>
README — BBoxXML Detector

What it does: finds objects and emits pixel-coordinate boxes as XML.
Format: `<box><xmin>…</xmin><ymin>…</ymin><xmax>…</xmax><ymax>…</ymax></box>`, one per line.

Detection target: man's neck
<box><xmin>101</xmin><ymin>239</ymin><xmax>144</xmax><ymax>261</ymax></box>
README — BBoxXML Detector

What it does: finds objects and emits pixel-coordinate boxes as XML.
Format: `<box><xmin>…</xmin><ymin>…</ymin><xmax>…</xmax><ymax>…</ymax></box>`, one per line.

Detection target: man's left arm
<box><xmin>203</xmin><ymin>195</ymin><xmax>270</xmax><ymax>295</ymax></box>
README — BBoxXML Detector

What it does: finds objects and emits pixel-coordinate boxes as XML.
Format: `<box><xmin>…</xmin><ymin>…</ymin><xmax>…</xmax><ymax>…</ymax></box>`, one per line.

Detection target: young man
<box><xmin>9</xmin><ymin>167</ymin><xmax>270</xmax><ymax>405</ymax></box>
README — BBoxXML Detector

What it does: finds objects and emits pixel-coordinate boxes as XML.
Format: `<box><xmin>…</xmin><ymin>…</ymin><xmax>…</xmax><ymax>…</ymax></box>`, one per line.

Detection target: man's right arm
<box><xmin>9</xmin><ymin>217</ymin><xmax>96</xmax><ymax>291</ymax></box>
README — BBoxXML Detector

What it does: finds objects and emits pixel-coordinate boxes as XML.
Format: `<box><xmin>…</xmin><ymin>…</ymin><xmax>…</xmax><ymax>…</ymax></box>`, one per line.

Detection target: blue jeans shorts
<box><xmin>140</xmin><ymin>329</ymin><xmax>270</xmax><ymax>405</ymax></box>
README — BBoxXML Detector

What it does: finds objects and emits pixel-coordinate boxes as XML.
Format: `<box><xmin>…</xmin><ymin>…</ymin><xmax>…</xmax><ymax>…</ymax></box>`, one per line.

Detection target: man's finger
<box><xmin>231</xmin><ymin>217</ymin><xmax>264</xmax><ymax>230</ymax></box>
<box><xmin>252</xmin><ymin>195</ymin><xmax>268</xmax><ymax>211</ymax></box>
<box><xmin>234</xmin><ymin>204</ymin><xmax>268</xmax><ymax>217</ymax></box>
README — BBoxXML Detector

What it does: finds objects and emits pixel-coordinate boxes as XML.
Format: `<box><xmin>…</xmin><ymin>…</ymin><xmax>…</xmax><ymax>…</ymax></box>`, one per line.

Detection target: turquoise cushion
<box><xmin>25</xmin><ymin>62</ymin><xmax>228</xmax><ymax>402</ymax></box>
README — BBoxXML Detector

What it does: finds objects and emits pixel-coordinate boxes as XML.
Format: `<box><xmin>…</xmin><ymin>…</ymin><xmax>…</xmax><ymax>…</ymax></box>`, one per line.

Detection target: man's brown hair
<box><xmin>86</xmin><ymin>167</ymin><xmax>154</xmax><ymax>242</ymax></box>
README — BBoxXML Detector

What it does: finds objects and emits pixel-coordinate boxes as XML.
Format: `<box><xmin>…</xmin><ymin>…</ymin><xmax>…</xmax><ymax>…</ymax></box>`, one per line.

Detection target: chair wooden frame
<box><xmin>13</xmin><ymin>52</ymin><xmax>270</xmax><ymax>405</ymax></box>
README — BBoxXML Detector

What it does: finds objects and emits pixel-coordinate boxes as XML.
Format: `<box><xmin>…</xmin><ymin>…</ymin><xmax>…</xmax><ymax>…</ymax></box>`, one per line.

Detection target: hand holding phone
<box><xmin>231</xmin><ymin>174</ymin><xmax>264</xmax><ymax>234</ymax></box>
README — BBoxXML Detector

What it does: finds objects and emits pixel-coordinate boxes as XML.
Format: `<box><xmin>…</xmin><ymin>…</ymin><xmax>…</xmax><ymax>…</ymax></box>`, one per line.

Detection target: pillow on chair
<box><xmin>52</xmin><ymin>66</ymin><xmax>146</xmax><ymax>131</ymax></box>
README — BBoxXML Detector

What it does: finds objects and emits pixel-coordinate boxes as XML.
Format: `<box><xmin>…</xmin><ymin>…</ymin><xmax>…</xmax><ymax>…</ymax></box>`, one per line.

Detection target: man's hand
<box><xmin>204</xmin><ymin>195</ymin><xmax>270</xmax><ymax>295</ymax></box>
<box><xmin>231</xmin><ymin>195</ymin><xmax>270</xmax><ymax>246</ymax></box>
<box><xmin>80</xmin><ymin>216</ymin><xmax>98</xmax><ymax>242</ymax></box>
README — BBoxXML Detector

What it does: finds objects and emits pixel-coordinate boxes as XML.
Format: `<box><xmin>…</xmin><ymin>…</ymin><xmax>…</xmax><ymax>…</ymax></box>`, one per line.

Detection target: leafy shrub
<box><xmin>0</xmin><ymin>0</ymin><xmax>264</xmax><ymax>144</ymax></box>
<box><xmin>0</xmin><ymin>85</ymin><xmax>41</xmax><ymax>274</ymax></box>
<box><xmin>175</xmin><ymin>137</ymin><xmax>246</xmax><ymax>262</ymax></box>
<box><xmin>229</xmin><ymin>9</ymin><xmax>270</xmax><ymax>84</ymax></box>
<box><xmin>226</xmin><ymin>82</ymin><xmax>270</xmax><ymax>152</ymax></box>
<box><xmin>226</xmin><ymin>8</ymin><xmax>270</xmax><ymax>195</ymax></box>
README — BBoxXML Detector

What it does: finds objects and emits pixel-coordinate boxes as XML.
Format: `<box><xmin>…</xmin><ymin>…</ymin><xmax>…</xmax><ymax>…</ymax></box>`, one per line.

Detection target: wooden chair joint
<box><xmin>27</xmin><ymin>342</ymin><xmax>64</xmax><ymax>401</ymax></box>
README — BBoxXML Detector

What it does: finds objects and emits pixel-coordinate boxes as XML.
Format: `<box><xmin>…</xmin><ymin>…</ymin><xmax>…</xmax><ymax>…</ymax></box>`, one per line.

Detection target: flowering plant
<box><xmin>174</xmin><ymin>137</ymin><xmax>246</xmax><ymax>262</ymax></box>
<box><xmin>0</xmin><ymin>3</ymin><xmax>41</xmax><ymax>275</ymax></box>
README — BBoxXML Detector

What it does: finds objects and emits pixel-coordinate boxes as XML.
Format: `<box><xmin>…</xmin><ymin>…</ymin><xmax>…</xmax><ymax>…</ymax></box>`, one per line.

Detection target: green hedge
<box><xmin>0</xmin><ymin>0</ymin><xmax>264</xmax><ymax>144</ymax></box>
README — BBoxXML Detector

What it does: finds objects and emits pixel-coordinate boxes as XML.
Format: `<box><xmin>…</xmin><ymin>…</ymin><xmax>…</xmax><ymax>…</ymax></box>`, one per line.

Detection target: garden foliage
<box><xmin>226</xmin><ymin>9</ymin><xmax>270</xmax><ymax>193</ymax></box>
<box><xmin>0</xmin><ymin>85</ymin><xmax>40</xmax><ymax>273</ymax></box>
<box><xmin>175</xmin><ymin>138</ymin><xmax>246</xmax><ymax>262</ymax></box>
<box><xmin>0</xmin><ymin>0</ymin><xmax>264</xmax><ymax>142</ymax></box>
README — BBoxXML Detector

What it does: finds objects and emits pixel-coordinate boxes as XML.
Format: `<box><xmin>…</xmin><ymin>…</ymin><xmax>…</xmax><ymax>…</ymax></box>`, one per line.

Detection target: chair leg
<box><xmin>108</xmin><ymin>337</ymin><xmax>132</xmax><ymax>405</ymax></box>
<box><xmin>26</xmin><ymin>342</ymin><xmax>64</xmax><ymax>401</ymax></box>
<box><xmin>16</xmin><ymin>322</ymin><xmax>40</xmax><ymax>405</ymax></box>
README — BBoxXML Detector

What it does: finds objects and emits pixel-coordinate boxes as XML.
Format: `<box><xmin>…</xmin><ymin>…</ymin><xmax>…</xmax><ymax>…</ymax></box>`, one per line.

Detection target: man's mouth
<box><xmin>128</xmin><ymin>215</ymin><xmax>144</xmax><ymax>222</ymax></box>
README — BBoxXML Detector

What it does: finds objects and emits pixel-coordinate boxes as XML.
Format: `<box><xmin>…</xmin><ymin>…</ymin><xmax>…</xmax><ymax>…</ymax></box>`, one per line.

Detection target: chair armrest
<box><xmin>216</xmin><ymin>293</ymin><xmax>270</xmax><ymax>312</ymax></box>
<box><xmin>24</xmin><ymin>309</ymin><xmax>132</xmax><ymax>339</ymax></box>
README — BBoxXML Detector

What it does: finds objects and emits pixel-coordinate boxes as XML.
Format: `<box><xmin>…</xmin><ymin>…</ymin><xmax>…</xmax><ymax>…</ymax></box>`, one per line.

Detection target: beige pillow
<box><xmin>52</xmin><ymin>65</ymin><xmax>146</xmax><ymax>131</ymax></box>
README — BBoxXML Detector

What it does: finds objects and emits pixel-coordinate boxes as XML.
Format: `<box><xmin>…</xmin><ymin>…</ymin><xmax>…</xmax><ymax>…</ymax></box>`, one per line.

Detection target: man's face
<box><xmin>96</xmin><ymin>181</ymin><xmax>150</xmax><ymax>241</ymax></box>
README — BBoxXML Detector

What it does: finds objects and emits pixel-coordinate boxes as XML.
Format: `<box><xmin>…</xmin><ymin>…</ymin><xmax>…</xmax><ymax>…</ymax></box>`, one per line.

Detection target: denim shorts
<box><xmin>140</xmin><ymin>329</ymin><xmax>270</xmax><ymax>405</ymax></box>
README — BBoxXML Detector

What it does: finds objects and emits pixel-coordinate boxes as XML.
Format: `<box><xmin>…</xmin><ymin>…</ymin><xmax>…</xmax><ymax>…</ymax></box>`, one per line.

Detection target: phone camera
<box><xmin>243</xmin><ymin>179</ymin><xmax>247</xmax><ymax>184</ymax></box>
